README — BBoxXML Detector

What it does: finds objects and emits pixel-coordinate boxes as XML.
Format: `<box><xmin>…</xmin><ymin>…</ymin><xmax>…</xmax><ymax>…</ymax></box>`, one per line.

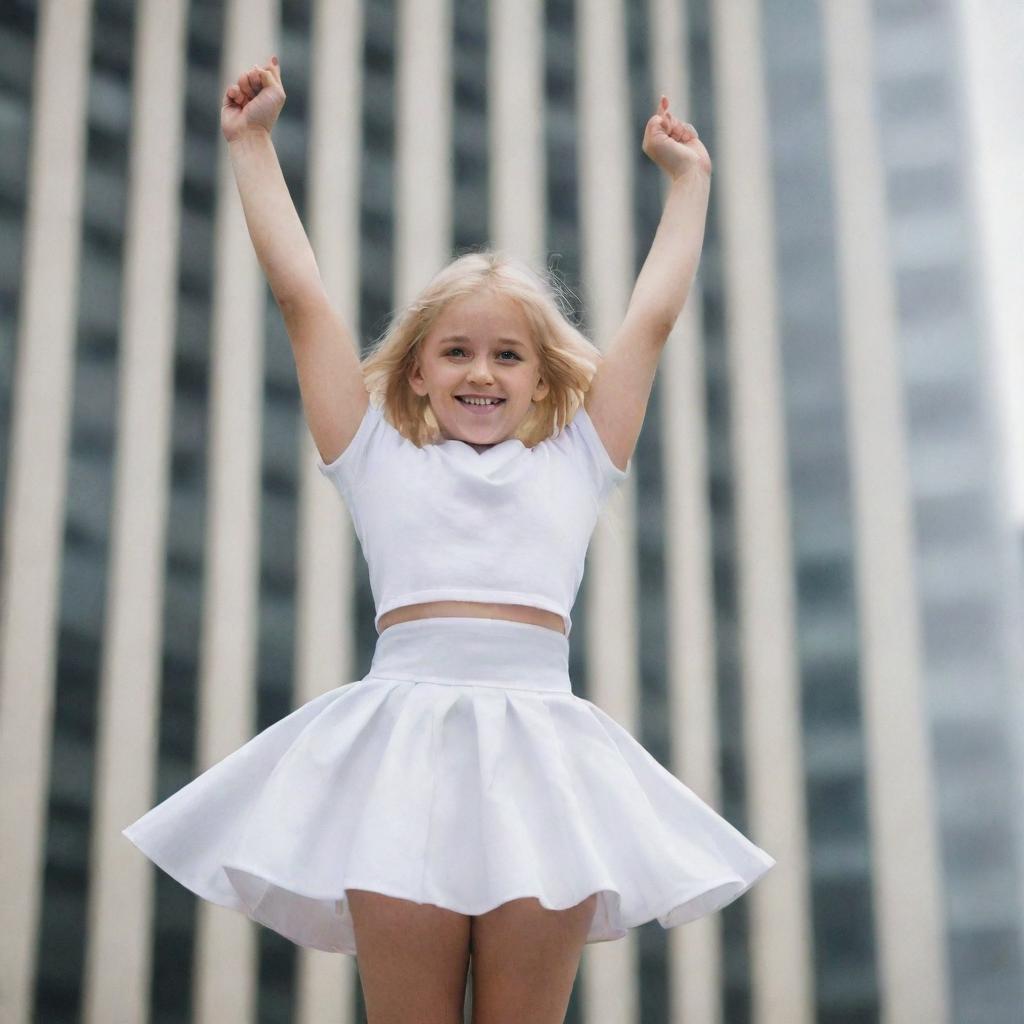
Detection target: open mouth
<box><xmin>456</xmin><ymin>397</ymin><xmax>505</xmax><ymax>413</ymax></box>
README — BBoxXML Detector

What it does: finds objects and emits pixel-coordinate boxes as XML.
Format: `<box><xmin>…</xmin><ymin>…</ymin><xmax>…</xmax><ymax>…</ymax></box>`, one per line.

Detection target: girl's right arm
<box><xmin>223</xmin><ymin>57</ymin><xmax>368</xmax><ymax>465</ymax></box>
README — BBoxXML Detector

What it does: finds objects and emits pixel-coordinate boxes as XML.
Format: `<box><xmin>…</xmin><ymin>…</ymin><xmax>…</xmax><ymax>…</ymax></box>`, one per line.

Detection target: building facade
<box><xmin>0</xmin><ymin>1</ymin><xmax>1021</xmax><ymax>1022</ymax></box>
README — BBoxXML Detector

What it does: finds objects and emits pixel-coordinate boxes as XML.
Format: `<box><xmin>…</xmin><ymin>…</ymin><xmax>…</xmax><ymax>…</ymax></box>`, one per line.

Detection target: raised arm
<box><xmin>222</xmin><ymin>57</ymin><xmax>368</xmax><ymax>466</ymax></box>
<box><xmin>585</xmin><ymin>95</ymin><xmax>712</xmax><ymax>473</ymax></box>
<box><xmin>625</xmin><ymin>96</ymin><xmax>712</xmax><ymax>333</ymax></box>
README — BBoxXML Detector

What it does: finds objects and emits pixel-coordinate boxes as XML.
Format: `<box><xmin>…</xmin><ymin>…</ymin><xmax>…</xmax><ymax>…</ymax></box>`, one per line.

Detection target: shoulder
<box><xmin>542</xmin><ymin>404</ymin><xmax>630</xmax><ymax>506</ymax></box>
<box><xmin>316</xmin><ymin>398</ymin><xmax>403</xmax><ymax>497</ymax></box>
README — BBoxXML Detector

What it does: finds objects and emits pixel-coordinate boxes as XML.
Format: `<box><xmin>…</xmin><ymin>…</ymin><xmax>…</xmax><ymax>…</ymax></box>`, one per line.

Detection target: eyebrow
<box><xmin>438</xmin><ymin>335</ymin><xmax>529</xmax><ymax>348</ymax></box>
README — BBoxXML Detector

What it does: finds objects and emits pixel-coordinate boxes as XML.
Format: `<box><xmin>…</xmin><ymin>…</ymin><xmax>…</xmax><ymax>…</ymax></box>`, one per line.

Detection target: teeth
<box><xmin>459</xmin><ymin>397</ymin><xmax>502</xmax><ymax>406</ymax></box>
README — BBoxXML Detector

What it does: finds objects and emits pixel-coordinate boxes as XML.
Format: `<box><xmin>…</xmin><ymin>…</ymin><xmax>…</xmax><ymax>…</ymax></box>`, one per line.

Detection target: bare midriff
<box><xmin>377</xmin><ymin>600</ymin><xmax>566</xmax><ymax>636</ymax></box>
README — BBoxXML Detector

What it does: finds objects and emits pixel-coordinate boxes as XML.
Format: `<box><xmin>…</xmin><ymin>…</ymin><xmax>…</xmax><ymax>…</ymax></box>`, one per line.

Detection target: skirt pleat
<box><xmin>122</xmin><ymin>617</ymin><xmax>774</xmax><ymax>955</ymax></box>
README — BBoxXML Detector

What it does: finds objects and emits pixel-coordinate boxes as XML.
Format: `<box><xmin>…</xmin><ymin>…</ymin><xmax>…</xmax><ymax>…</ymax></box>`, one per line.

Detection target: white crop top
<box><xmin>316</xmin><ymin>398</ymin><xmax>631</xmax><ymax>637</ymax></box>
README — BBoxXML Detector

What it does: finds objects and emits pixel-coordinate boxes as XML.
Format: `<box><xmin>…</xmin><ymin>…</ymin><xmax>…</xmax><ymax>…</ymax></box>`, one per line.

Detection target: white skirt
<box><xmin>122</xmin><ymin>616</ymin><xmax>774</xmax><ymax>955</ymax></box>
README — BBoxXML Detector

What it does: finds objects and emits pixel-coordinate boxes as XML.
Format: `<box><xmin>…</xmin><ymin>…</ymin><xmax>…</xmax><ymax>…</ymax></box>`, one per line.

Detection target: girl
<box><xmin>122</xmin><ymin>55</ymin><xmax>774</xmax><ymax>1024</ymax></box>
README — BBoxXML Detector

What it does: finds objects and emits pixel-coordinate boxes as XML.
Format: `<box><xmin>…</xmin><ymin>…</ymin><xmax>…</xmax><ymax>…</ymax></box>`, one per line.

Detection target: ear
<box><xmin>408</xmin><ymin>356</ymin><xmax>428</xmax><ymax>397</ymax></box>
<box><xmin>533</xmin><ymin>348</ymin><xmax>552</xmax><ymax>402</ymax></box>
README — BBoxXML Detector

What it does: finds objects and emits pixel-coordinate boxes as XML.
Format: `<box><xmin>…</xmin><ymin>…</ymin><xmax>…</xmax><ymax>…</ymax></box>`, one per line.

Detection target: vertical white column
<box><xmin>575</xmin><ymin>3</ymin><xmax>640</xmax><ymax>1023</ymax></box>
<box><xmin>821</xmin><ymin>3</ymin><xmax>951</xmax><ymax>1021</ymax></box>
<box><xmin>952</xmin><ymin>0</ymin><xmax>1024</xmax><ymax>527</ymax></box>
<box><xmin>394</xmin><ymin>0</ymin><xmax>453</xmax><ymax>306</ymax></box>
<box><xmin>293</xmin><ymin>2</ymin><xmax>365</xmax><ymax>1022</ymax></box>
<box><xmin>194</xmin><ymin>3</ymin><xmax>277</xmax><ymax>1022</ymax></box>
<box><xmin>646</xmin><ymin>2</ymin><xmax>723</xmax><ymax>1020</ymax></box>
<box><xmin>80</xmin><ymin>3</ymin><xmax>188</xmax><ymax>1022</ymax></box>
<box><xmin>953</xmin><ymin>0</ymin><xmax>1024</xmax><ymax>957</ymax></box>
<box><xmin>709</xmin><ymin>1</ymin><xmax>815</xmax><ymax>1022</ymax></box>
<box><xmin>488</xmin><ymin>0</ymin><xmax>544</xmax><ymax>266</ymax></box>
<box><xmin>0</xmin><ymin>3</ymin><xmax>94</xmax><ymax>1022</ymax></box>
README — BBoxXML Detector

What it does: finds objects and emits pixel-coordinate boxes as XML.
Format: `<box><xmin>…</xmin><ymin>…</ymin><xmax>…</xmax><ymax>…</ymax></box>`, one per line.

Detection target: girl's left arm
<box><xmin>625</xmin><ymin>95</ymin><xmax>713</xmax><ymax>335</ymax></box>
<box><xmin>626</xmin><ymin>169</ymin><xmax>712</xmax><ymax>335</ymax></box>
<box><xmin>583</xmin><ymin>98</ymin><xmax>712</xmax><ymax>473</ymax></box>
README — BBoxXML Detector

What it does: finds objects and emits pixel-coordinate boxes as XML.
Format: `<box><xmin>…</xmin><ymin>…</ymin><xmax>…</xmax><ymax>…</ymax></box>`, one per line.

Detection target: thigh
<box><xmin>469</xmin><ymin>894</ymin><xmax>598</xmax><ymax>1024</ymax></box>
<box><xmin>347</xmin><ymin>888</ymin><xmax>472</xmax><ymax>1024</ymax></box>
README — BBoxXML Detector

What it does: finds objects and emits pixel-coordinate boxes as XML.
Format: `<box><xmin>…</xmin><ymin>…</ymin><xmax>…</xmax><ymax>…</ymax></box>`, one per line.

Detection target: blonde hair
<box><xmin>360</xmin><ymin>249</ymin><xmax>605</xmax><ymax>448</ymax></box>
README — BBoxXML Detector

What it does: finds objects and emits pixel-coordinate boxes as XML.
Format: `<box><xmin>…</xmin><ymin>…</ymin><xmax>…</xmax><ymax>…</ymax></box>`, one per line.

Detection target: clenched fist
<box><xmin>642</xmin><ymin>96</ymin><xmax>712</xmax><ymax>181</ymax></box>
<box><xmin>221</xmin><ymin>55</ymin><xmax>286</xmax><ymax>143</ymax></box>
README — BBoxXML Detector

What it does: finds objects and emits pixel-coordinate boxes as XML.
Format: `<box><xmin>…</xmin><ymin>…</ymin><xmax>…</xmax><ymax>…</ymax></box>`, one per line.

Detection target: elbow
<box><xmin>275</xmin><ymin>277</ymin><xmax>328</xmax><ymax>319</ymax></box>
<box><xmin>653</xmin><ymin>314</ymin><xmax>677</xmax><ymax>344</ymax></box>
<box><xmin>634</xmin><ymin>309</ymin><xmax>676</xmax><ymax>346</ymax></box>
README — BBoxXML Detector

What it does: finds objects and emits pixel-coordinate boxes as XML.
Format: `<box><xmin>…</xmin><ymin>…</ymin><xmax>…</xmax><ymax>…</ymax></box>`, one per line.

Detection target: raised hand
<box><xmin>641</xmin><ymin>96</ymin><xmax>712</xmax><ymax>181</ymax></box>
<box><xmin>221</xmin><ymin>55</ymin><xmax>287</xmax><ymax>143</ymax></box>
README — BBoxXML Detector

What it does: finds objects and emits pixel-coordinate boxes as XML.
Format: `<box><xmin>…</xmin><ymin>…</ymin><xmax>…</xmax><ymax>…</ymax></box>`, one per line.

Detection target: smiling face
<box><xmin>408</xmin><ymin>290</ymin><xmax>550</xmax><ymax>451</ymax></box>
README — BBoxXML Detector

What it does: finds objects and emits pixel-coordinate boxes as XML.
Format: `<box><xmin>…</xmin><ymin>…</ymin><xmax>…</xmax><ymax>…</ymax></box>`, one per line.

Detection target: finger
<box><xmin>243</xmin><ymin>67</ymin><xmax>257</xmax><ymax>96</ymax></box>
<box><xmin>237</xmin><ymin>71</ymin><xmax>255</xmax><ymax>99</ymax></box>
<box><xmin>263</xmin><ymin>66</ymin><xmax>283</xmax><ymax>95</ymax></box>
<box><xmin>670</xmin><ymin>117</ymin><xmax>694</xmax><ymax>141</ymax></box>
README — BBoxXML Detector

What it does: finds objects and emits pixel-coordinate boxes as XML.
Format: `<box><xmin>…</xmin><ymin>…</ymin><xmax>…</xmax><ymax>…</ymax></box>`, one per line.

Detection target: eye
<box><xmin>444</xmin><ymin>347</ymin><xmax>522</xmax><ymax>362</ymax></box>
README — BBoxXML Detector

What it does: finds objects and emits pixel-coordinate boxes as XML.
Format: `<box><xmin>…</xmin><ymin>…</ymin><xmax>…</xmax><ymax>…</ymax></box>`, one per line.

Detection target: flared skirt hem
<box><xmin>119</xmin><ymin>830</ymin><xmax>766</xmax><ymax>954</ymax></box>
<box><xmin>122</xmin><ymin>635</ymin><xmax>775</xmax><ymax>956</ymax></box>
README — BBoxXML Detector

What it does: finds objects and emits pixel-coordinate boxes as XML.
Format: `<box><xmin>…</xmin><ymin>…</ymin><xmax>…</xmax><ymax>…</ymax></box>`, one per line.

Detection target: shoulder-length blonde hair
<box><xmin>360</xmin><ymin>249</ymin><xmax>604</xmax><ymax>448</ymax></box>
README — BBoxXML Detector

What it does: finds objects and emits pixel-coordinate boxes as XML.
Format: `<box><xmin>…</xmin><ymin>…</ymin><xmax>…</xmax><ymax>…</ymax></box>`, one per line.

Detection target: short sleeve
<box><xmin>315</xmin><ymin>399</ymin><xmax>384</xmax><ymax>501</ymax></box>
<box><xmin>569</xmin><ymin>405</ymin><xmax>631</xmax><ymax>505</ymax></box>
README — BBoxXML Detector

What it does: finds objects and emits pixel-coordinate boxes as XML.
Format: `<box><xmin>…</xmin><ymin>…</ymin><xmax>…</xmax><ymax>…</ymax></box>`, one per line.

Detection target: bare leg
<box><xmin>347</xmin><ymin>888</ymin><xmax>472</xmax><ymax>1024</ymax></box>
<box><xmin>469</xmin><ymin>894</ymin><xmax>598</xmax><ymax>1024</ymax></box>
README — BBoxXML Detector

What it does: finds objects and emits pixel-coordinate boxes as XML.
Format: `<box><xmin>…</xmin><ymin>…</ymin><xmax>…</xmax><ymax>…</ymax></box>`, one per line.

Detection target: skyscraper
<box><xmin>1</xmin><ymin>1</ymin><xmax>1020</xmax><ymax>1022</ymax></box>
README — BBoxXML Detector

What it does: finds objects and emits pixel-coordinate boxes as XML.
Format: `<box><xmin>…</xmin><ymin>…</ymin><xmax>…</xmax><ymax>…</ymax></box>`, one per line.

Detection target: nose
<box><xmin>466</xmin><ymin>356</ymin><xmax>495</xmax><ymax>384</ymax></box>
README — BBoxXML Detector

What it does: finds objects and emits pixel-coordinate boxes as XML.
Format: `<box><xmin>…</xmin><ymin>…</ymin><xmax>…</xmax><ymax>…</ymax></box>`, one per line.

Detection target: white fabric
<box><xmin>122</xmin><ymin>617</ymin><xmax>775</xmax><ymax>955</ymax></box>
<box><xmin>315</xmin><ymin>399</ymin><xmax>631</xmax><ymax>637</ymax></box>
